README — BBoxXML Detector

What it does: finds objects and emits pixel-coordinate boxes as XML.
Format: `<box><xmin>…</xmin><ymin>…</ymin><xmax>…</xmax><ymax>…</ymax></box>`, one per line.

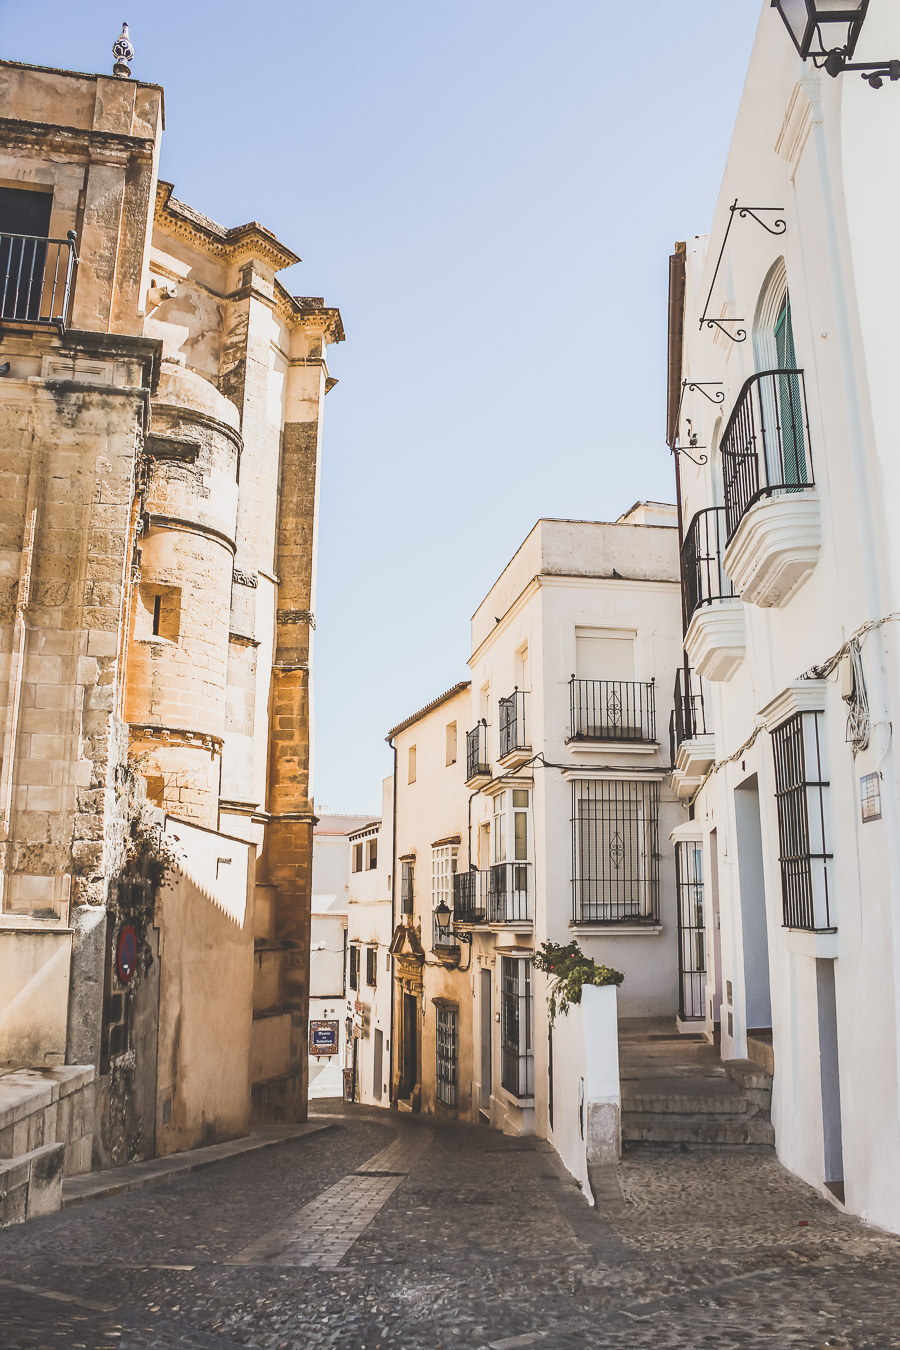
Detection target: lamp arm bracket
<box><xmin>699</xmin><ymin>198</ymin><xmax>786</xmax><ymax>342</ymax></box>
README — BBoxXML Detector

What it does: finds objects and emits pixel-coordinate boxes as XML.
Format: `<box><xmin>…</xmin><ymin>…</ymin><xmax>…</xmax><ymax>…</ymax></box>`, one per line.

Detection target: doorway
<box><xmin>709</xmin><ymin>829</ymin><xmax>724</xmax><ymax>1028</ymax></box>
<box><xmin>817</xmin><ymin>959</ymin><xmax>844</xmax><ymax>1201</ymax></box>
<box><xmin>373</xmin><ymin>1028</ymin><xmax>383</xmax><ymax>1102</ymax></box>
<box><xmin>480</xmin><ymin>968</ymin><xmax>492</xmax><ymax>1110</ymax></box>
<box><xmin>734</xmin><ymin>775</ymin><xmax>772</xmax><ymax>1036</ymax></box>
<box><xmin>400</xmin><ymin>992</ymin><xmax>419</xmax><ymax>1100</ymax></box>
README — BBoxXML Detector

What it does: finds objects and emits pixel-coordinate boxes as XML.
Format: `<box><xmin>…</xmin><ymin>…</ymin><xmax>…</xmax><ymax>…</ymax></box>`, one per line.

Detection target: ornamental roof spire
<box><xmin>112</xmin><ymin>21</ymin><xmax>134</xmax><ymax>78</ymax></box>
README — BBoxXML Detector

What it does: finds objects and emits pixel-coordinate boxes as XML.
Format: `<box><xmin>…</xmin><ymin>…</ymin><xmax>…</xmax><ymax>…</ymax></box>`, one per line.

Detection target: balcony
<box><xmin>682</xmin><ymin>507</ymin><xmax>745</xmax><ymax>682</ymax></box>
<box><xmin>498</xmin><ymin>689</ymin><xmax>530</xmax><ymax>769</ymax></box>
<box><xmin>669</xmin><ymin>666</ymin><xmax>715</xmax><ymax>799</ymax></box>
<box><xmin>720</xmin><ymin>369</ymin><xmax>820</xmax><ymax>607</ymax></box>
<box><xmin>453</xmin><ymin>868</ymin><xmax>487</xmax><ymax>924</ymax></box>
<box><xmin>452</xmin><ymin>863</ymin><xmax>532</xmax><ymax>927</ymax></box>
<box><xmin>0</xmin><ymin>231</ymin><xmax>78</xmax><ymax>329</ymax></box>
<box><xmin>488</xmin><ymin>862</ymin><xmax>532</xmax><ymax>926</ymax></box>
<box><xmin>568</xmin><ymin>678</ymin><xmax>656</xmax><ymax>746</ymax></box>
<box><xmin>465</xmin><ymin>721</ymin><xmax>491</xmax><ymax>786</ymax></box>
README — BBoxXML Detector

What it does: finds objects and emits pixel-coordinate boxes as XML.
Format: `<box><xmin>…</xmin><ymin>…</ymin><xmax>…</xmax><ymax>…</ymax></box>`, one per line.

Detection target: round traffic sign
<box><xmin>116</xmin><ymin>925</ymin><xmax>138</xmax><ymax>984</ymax></box>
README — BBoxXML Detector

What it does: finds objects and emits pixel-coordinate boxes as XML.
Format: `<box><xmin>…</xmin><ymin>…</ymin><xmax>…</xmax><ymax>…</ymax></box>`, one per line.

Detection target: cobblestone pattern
<box><xmin>0</xmin><ymin>1105</ymin><xmax>899</xmax><ymax>1349</ymax></box>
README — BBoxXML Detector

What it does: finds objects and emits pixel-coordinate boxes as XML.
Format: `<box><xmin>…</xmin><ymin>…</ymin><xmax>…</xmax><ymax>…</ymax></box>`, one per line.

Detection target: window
<box><xmin>349</xmin><ymin>944</ymin><xmax>360</xmax><ymax>991</ymax></box>
<box><xmin>445</xmin><ymin>721</ymin><xmax>457</xmax><ymax>766</ymax></box>
<box><xmin>772</xmin><ymin>711</ymin><xmax>833</xmax><ymax>931</ymax></box>
<box><xmin>572</xmin><ymin>779</ymin><xmax>660</xmax><ymax>923</ymax></box>
<box><xmin>400</xmin><ymin>860</ymin><xmax>415</xmax><ymax>916</ymax></box>
<box><xmin>492</xmin><ymin>793</ymin><xmax>507</xmax><ymax>864</ymax></box>
<box><xmin>408</xmin><ymin>745</ymin><xmax>416</xmax><ymax>783</ymax></box>
<box><xmin>137</xmin><ymin>585</ymin><xmax>181</xmax><ymax>642</ymax></box>
<box><xmin>575</xmin><ymin>628</ymin><xmax>635</xmax><ymax>681</ymax></box>
<box><xmin>0</xmin><ymin>186</ymin><xmax>52</xmax><ymax>322</ymax></box>
<box><xmin>366</xmin><ymin>946</ymin><xmax>377</xmax><ymax>987</ymax></box>
<box><xmin>500</xmin><ymin>957</ymin><xmax>533</xmax><ymax>1098</ymax></box>
<box><xmin>352</xmin><ymin>842</ymin><xmax>363</xmax><ymax>873</ymax></box>
<box><xmin>515</xmin><ymin>643</ymin><xmax>530</xmax><ymax>691</ymax></box>
<box><xmin>366</xmin><ymin>838</ymin><xmax>377</xmax><ymax>870</ymax></box>
<box><xmin>432</xmin><ymin>844</ymin><xmax>458</xmax><ymax>912</ymax></box>
<box><xmin>490</xmin><ymin>790</ymin><xmax>529</xmax><ymax>865</ymax></box>
<box><xmin>479</xmin><ymin>682</ymin><xmax>490</xmax><ymax>723</ymax></box>
<box><xmin>435</xmin><ymin>1006</ymin><xmax>458</xmax><ymax>1107</ymax></box>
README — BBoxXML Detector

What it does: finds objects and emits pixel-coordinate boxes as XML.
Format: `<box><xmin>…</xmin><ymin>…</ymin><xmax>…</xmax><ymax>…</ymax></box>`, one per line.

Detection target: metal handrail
<box><xmin>569</xmin><ymin>678</ymin><xmax>656</xmax><ymax>742</ymax></box>
<box><xmin>0</xmin><ymin>230</ymin><xmax>78</xmax><ymax>329</ymax></box>
<box><xmin>681</xmin><ymin>507</ymin><xmax>735</xmax><ymax>623</ymax></box>
<box><xmin>719</xmin><ymin>367</ymin><xmax>813</xmax><ymax>541</ymax></box>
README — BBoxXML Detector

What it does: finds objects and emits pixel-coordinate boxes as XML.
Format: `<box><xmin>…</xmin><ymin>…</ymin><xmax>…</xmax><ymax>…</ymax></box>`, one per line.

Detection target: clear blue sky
<box><xmin>2</xmin><ymin>0</ymin><xmax>761</xmax><ymax>814</ymax></box>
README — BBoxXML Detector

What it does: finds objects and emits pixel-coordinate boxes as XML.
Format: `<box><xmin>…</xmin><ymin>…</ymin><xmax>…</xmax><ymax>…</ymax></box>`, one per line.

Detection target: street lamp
<box><xmin>771</xmin><ymin>0</ymin><xmax>900</xmax><ymax>86</ymax></box>
<box><xmin>434</xmin><ymin>900</ymin><xmax>452</xmax><ymax>933</ymax></box>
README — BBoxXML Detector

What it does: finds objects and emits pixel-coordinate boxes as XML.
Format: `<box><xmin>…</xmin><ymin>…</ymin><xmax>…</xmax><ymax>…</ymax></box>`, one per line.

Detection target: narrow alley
<box><xmin>1</xmin><ymin>1101</ymin><xmax>898</xmax><ymax>1350</ymax></box>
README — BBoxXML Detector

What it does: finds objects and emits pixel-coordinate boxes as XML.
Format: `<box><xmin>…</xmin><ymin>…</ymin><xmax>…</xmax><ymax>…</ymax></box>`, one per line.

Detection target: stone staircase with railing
<box><xmin>619</xmin><ymin>1019</ymin><xmax>774</xmax><ymax>1149</ymax></box>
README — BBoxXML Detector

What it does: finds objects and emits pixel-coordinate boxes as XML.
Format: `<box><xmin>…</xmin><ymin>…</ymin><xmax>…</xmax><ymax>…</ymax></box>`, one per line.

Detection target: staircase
<box><xmin>619</xmin><ymin>1019</ymin><xmax>774</xmax><ymax>1149</ymax></box>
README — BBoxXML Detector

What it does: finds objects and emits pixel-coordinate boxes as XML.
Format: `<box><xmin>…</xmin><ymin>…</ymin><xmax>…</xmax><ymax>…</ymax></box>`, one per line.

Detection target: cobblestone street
<box><xmin>1</xmin><ymin>1103</ymin><xmax>899</xmax><ymax>1350</ymax></box>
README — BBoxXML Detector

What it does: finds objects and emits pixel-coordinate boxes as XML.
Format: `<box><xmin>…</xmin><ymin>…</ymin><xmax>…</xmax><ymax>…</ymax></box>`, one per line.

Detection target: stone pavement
<box><xmin>0</xmin><ymin>1101</ymin><xmax>898</xmax><ymax>1349</ymax></box>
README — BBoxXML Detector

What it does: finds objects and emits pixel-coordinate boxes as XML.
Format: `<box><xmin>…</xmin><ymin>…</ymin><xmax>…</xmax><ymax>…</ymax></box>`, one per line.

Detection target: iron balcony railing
<box><xmin>0</xmin><ymin>231</ymin><xmax>78</xmax><ymax>328</ymax></box>
<box><xmin>672</xmin><ymin>666</ymin><xmax>708</xmax><ymax>751</ymax></box>
<box><xmin>681</xmin><ymin>507</ymin><xmax>735</xmax><ymax>624</ymax></box>
<box><xmin>452</xmin><ymin>864</ymin><xmax>531</xmax><ymax>924</ymax></box>
<box><xmin>487</xmin><ymin>862</ymin><xmax>531</xmax><ymax>924</ymax></box>
<box><xmin>466</xmin><ymin>721</ymin><xmax>490</xmax><ymax>781</ymax></box>
<box><xmin>720</xmin><ymin>368</ymin><xmax>813</xmax><ymax>541</ymax></box>
<box><xmin>453</xmin><ymin>869</ymin><xmax>486</xmax><ymax>924</ymax></box>
<box><xmin>569</xmin><ymin>678</ymin><xmax>656</xmax><ymax>743</ymax></box>
<box><xmin>498</xmin><ymin>689</ymin><xmax>527</xmax><ymax>758</ymax></box>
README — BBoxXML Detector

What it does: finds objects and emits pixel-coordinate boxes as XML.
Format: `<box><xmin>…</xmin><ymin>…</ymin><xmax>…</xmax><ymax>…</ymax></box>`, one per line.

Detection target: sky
<box><xmin>1</xmin><ymin>0</ymin><xmax>762</xmax><ymax>814</ymax></box>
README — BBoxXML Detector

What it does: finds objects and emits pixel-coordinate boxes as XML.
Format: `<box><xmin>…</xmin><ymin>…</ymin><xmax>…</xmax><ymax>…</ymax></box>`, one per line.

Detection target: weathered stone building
<box><xmin>0</xmin><ymin>43</ymin><xmax>341</xmax><ymax>1209</ymax></box>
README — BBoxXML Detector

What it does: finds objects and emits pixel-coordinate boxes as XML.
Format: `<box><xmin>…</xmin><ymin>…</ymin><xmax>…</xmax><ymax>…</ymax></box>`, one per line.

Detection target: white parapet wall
<box><xmin>546</xmin><ymin>984</ymin><xmax>620</xmax><ymax>1197</ymax></box>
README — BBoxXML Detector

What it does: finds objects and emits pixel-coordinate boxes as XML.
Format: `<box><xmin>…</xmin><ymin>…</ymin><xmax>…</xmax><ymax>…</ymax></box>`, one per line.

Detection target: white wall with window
<box><xmin>344</xmin><ymin>781</ymin><xmax>395</xmax><ymax>1108</ymax></box>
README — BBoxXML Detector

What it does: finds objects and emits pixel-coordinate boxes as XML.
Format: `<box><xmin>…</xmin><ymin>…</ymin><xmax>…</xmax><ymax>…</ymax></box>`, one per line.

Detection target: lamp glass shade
<box><xmin>771</xmin><ymin>0</ymin><xmax>869</xmax><ymax>57</ymax></box>
<box><xmin>434</xmin><ymin>900</ymin><xmax>452</xmax><ymax>930</ymax></box>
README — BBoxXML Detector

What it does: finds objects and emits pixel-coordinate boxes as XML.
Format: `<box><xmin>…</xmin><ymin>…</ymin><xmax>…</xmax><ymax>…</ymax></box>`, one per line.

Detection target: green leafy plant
<box><xmin>533</xmin><ymin>940</ymin><xmax>623</xmax><ymax>1024</ymax></box>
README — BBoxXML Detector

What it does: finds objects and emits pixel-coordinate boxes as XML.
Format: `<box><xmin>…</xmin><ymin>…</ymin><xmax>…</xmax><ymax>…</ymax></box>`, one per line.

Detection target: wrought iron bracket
<box><xmin>699</xmin><ymin>199</ymin><xmax>787</xmax><ymax>343</ymax></box>
<box><xmin>674</xmin><ymin>443</ymin><xmax>709</xmax><ymax>467</ymax></box>
<box><xmin>812</xmin><ymin>48</ymin><xmax>900</xmax><ymax>88</ymax></box>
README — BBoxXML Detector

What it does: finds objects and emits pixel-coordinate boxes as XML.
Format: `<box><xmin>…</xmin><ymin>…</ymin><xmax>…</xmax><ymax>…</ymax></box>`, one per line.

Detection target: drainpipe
<box><xmin>386</xmin><ymin>734</ymin><xmax>398</xmax><ymax>1107</ymax></box>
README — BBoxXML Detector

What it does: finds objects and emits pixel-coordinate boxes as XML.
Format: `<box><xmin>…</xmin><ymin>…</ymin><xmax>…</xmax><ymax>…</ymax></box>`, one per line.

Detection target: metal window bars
<box><xmin>453</xmin><ymin>868</ymin><xmax>486</xmax><ymax>923</ymax></box>
<box><xmin>465</xmin><ymin>721</ymin><xmax>490</xmax><ymax>781</ymax></box>
<box><xmin>498</xmin><ymin>689</ymin><xmax>527</xmax><ymax>758</ymax></box>
<box><xmin>569</xmin><ymin>678</ymin><xmax>657</xmax><ymax>743</ymax></box>
<box><xmin>435</xmin><ymin>1007</ymin><xmax>458</xmax><ymax>1107</ymax></box>
<box><xmin>500</xmin><ymin>957</ymin><xmax>534</xmax><ymax>1099</ymax></box>
<box><xmin>771</xmin><ymin>711</ymin><xmax>834</xmax><ymax>932</ymax></box>
<box><xmin>681</xmin><ymin>507</ymin><xmax>736</xmax><ymax>624</ymax></box>
<box><xmin>487</xmin><ymin>862</ymin><xmax>532</xmax><ymax>924</ymax></box>
<box><xmin>720</xmin><ymin>368</ymin><xmax>813</xmax><ymax>541</ymax></box>
<box><xmin>0</xmin><ymin>231</ymin><xmax>78</xmax><ymax>329</ymax></box>
<box><xmin>571</xmin><ymin>778</ymin><xmax>660</xmax><ymax>924</ymax></box>
<box><xmin>675</xmin><ymin>840</ymin><xmax>707</xmax><ymax>1021</ymax></box>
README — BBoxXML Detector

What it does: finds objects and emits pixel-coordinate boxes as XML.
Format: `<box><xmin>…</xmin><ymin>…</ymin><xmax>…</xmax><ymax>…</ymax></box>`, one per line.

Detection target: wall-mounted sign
<box><xmin>309</xmin><ymin>1019</ymin><xmax>339</xmax><ymax>1056</ymax></box>
<box><xmin>861</xmin><ymin>772</ymin><xmax>882</xmax><ymax>823</ymax></box>
<box><xmin>116</xmin><ymin>925</ymin><xmax>138</xmax><ymax>984</ymax></box>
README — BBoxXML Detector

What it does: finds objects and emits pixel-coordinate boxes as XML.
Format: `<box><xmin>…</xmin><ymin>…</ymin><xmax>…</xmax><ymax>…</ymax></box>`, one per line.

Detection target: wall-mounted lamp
<box><xmin>771</xmin><ymin>0</ymin><xmax>900</xmax><ymax>87</ymax></box>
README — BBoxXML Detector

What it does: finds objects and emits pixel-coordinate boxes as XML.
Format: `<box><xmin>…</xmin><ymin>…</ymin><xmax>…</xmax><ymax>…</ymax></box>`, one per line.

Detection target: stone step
<box><xmin>747</xmin><ymin>1033</ymin><xmax>775</xmax><ymax>1076</ymax></box>
<box><xmin>621</xmin><ymin>1111</ymin><xmax>775</xmax><ymax>1147</ymax></box>
<box><xmin>722</xmin><ymin>1057</ymin><xmax>773</xmax><ymax>1091</ymax></box>
<box><xmin>621</xmin><ymin>1089</ymin><xmax>751</xmax><ymax>1115</ymax></box>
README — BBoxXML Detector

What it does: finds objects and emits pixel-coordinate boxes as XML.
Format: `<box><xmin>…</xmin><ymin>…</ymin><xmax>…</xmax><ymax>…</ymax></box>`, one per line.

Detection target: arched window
<box><xmin>753</xmin><ymin>260</ymin><xmax>809</xmax><ymax>490</ymax></box>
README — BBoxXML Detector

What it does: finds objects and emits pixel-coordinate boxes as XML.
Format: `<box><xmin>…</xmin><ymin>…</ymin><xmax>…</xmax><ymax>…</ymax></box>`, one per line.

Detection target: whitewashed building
<box><xmin>308</xmin><ymin>814</ymin><xmax>370</xmax><ymax>1098</ymax></box>
<box><xmin>668</xmin><ymin>0</ymin><xmax>900</xmax><ymax>1234</ymax></box>
<box><xmin>345</xmin><ymin>783</ymin><xmax>394</xmax><ymax>1106</ymax></box>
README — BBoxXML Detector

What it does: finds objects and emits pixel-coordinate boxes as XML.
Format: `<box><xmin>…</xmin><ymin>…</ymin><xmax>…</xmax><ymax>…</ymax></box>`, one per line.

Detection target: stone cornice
<box><xmin>129</xmin><ymin>723</ymin><xmax>224</xmax><ymax>753</ymax></box>
<box><xmin>155</xmin><ymin>181</ymin><xmax>300</xmax><ymax>271</ymax></box>
<box><xmin>758</xmin><ymin>680</ymin><xmax>828</xmax><ymax>731</ymax></box>
<box><xmin>0</xmin><ymin>116</ymin><xmax>155</xmax><ymax>160</ymax></box>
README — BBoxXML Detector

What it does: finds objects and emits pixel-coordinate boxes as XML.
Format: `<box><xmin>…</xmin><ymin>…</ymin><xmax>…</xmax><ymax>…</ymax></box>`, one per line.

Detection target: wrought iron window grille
<box><xmin>0</xmin><ymin>231</ymin><xmax>78</xmax><ymax>331</ymax></box>
<box><xmin>675</xmin><ymin>840</ymin><xmax>707</xmax><ymax>1021</ymax></box>
<box><xmin>435</xmin><ymin>1006</ymin><xmax>458</xmax><ymax>1107</ymax></box>
<box><xmin>699</xmin><ymin>200</ymin><xmax>786</xmax><ymax>343</ymax></box>
<box><xmin>571</xmin><ymin>778</ymin><xmax>660</xmax><ymax>924</ymax></box>
<box><xmin>500</xmin><ymin>957</ymin><xmax>534</xmax><ymax>1099</ymax></box>
<box><xmin>772</xmin><ymin>710</ymin><xmax>834</xmax><ymax>932</ymax></box>
<box><xmin>720</xmin><ymin>368</ymin><xmax>813</xmax><ymax>541</ymax></box>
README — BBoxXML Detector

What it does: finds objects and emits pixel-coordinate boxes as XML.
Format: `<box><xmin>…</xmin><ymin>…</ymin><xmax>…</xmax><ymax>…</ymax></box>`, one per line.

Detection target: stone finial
<box><xmin>112</xmin><ymin>21</ymin><xmax>134</xmax><ymax>78</ymax></box>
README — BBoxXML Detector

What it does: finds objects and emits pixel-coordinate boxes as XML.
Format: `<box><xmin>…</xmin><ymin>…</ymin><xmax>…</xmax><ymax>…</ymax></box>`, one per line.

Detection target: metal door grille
<box><xmin>675</xmin><ymin>841</ymin><xmax>706</xmax><ymax>1020</ymax></box>
<box><xmin>772</xmin><ymin>711</ymin><xmax>834</xmax><ymax>931</ymax></box>
<box><xmin>500</xmin><ymin>957</ymin><xmax>534</xmax><ymax>1098</ymax></box>
<box><xmin>572</xmin><ymin>779</ymin><xmax>660</xmax><ymax>923</ymax></box>
<box><xmin>435</xmin><ymin>1007</ymin><xmax>458</xmax><ymax>1107</ymax></box>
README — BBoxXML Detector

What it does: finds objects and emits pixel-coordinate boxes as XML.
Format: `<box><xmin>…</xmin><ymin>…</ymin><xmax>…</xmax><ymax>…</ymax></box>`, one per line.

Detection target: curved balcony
<box><xmin>682</xmin><ymin>506</ymin><xmax>745</xmax><ymax>681</ymax></box>
<box><xmin>720</xmin><ymin>369</ymin><xmax>820</xmax><ymax>607</ymax></box>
